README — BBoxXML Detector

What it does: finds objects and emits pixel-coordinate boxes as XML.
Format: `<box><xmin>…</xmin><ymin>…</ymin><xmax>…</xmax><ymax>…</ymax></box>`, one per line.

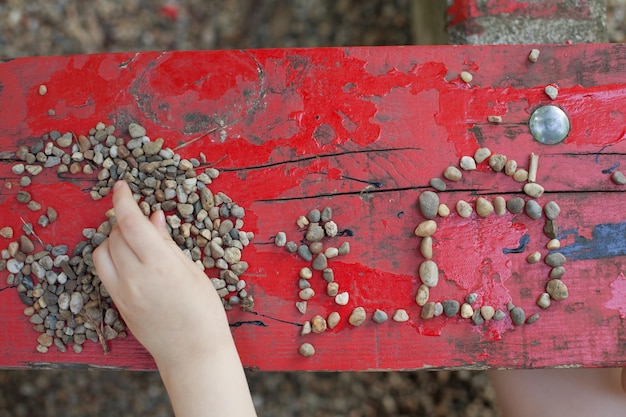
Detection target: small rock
<box><xmin>419</xmin><ymin>260</ymin><xmax>439</xmax><ymax>287</ymax></box>
<box><xmin>324</xmin><ymin>221</ymin><xmax>338</xmax><ymax>237</ymax></box>
<box><xmin>545</xmin><ymin>85</ymin><xmax>558</xmax><ymax>100</ymax></box>
<box><xmin>415</xmin><ymin>284</ymin><xmax>429</xmax><ymax>306</ymax></box>
<box><xmin>527</xmin><ymin>251</ymin><xmax>541</xmax><ymax>264</ymax></box>
<box><xmin>421</xmin><ymin>302</ymin><xmax>435</xmax><ymax>319</ymax></box>
<box><xmin>456</xmin><ymin>200</ymin><xmax>473</xmax><ymax>218</ymax></box>
<box><xmin>38</xmin><ymin>84</ymin><xmax>48</xmax><ymax>96</ymax></box>
<box><xmin>297</xmin><ymin>245</ymin><xmax>313</xmax><ymax>262</ymax></box>
<box><xmin>295</xmin><ymin>301</ymin><xmax>307</xmax><ymax>314</ymax></box>
<box><xmin>510</xmin><ymin>307</ymin><xmax>526</xmax><ymax>326</ymax></box>
<box><xmin>543</xmin><ymin>201</ymin><xmax>561</xmax><ymax>220</ymax></box>
<box><xmin>327</xmin><ymin>282</ymin><xmax>339</xmax><ymax>296</ymax></box>
<box><xmin>525</xmin><ymin>200</ymin><xmax>542</xmax><ymax>220</ymax></box>
<box><xmin>488</xmin><ymin>154</ymin><xmax>507</xmax><ymax>172</ymax></box>
<box><xmin>47</xmin><ymin>207</ymin><xmax>58</xmax><ymax>223</ymax></box>
<box><xmin>546</xmin><ymin>279</ymin><xmax>569</xmax><ymax>300</ymax></box>
<box><xmin>472</xmin><ymin>309</ymin><xmax>485</xmax><ymax>325</ymax></box>
<box><xmin>612</xmin><ymin>171</ymin><xmax>626</xmax><ymax>185</ymax></box>
<box><xmin>437</xmin><ymin>204</ymin><xmax>450</xmax><ymax>217</ymax></box>
<box><xmin>418</xmin><ymin>191</ymin><xmax>439</xmax><ymax>220</ymax></box>
<box><xmin>545</xmin><ymin>252</ymin><xmax>566</xmax><ymax>267</ymax></box>
<box><xmin>128</xmin><ymin>123</ymin><xmax>147</xmax><ymax>138</ymax></box>
<box><xmin>504</xmin><ymin>160</ymin><xmax>517</xmax><ymax>176</ymax></box>
<box><xmin>19</xmin><ymin>235</ymin><xmax>34</xmax><ymax>253</ymax></box>
<box><xmin>274</xmin><ymin>232</ymin><xmax>287</xmax><ymax>247</ymax></box>
<box><xmin>285</xmin><ymin>241</ymin><xmax>298</xmax><ymax>253</ymax></box>
<box><xmin>528</xmin><ymin>48</ymin><xmax>540</xmax><ymax>62</ymax></box>
<box><xmin>480</xmin><ymin>306</ymin><xmax>495</xmax><ymax>320</ymax></box>
<box><xmin>306</xmin><ymin>223</ymin><xmax>325</xmax><ymax>242</ymax></box>
<box><xmin>300</xmin><ymin>267</ymin><xmax>313</xmax><ymax>279</ymax></box>
<box><xmin>513</xmin><ymin>169</ymin><xmax>529</xmax><ymax>182</ymax></box>
<box><xmin>488</xmin><ymin>115</ymin><xmax>503</xmax><ymax>123</ymax></box>
<box><xmin>0</xmin><ymin>227</ymin><xmax>13</xmax><ymax>238</ymax></box>
<box><xmin>37</xmin><ymin>333</ymin><xmax>53</xmax><ymax>347</ymax></box>
<box><xmin>506</xmin><ymin>197</ymin><xmax>525</xmax><ymax>214</ymax></box>
<box><xmin>537</xmin><ymin>292</ymin><xmax>551</xmax><ymax>308</ymax></box>
<box><xmin>7</xmin><ymin>259</ymin><xmax>24</xmax><ymax>274</ymax></box>
<box><xmin>526</xmin><ymin>313</ymin><xmax>540</xmax><ymax>324</ymax></box>
<box><xmin>443</xmin><ymin>166</ymin><xmax>462</xmax><ymax>181</ymax></box>
<box><xmin>465</xmin><ymin>293</ymin><xmax>478</xmax><ymax>304</ymax></box>
<box><xmin>299</xmin><ymin>288</ymin><xmax>315</xmax><ymax>300</ymax></box>
<box><xmin>493</xmin><ymin>309</ymin><xmax>506</xmax><ymax>321</ymax></box>
<box><xmin>475</xmin><ymin>197</ymin><xmax>494</xmax><ymax>217</ymax></box>
<box><xmin>299</xmin><ymin>343</ymin><xmax>315</xmax><ymax>357</ymax></box>
<box><xmin>493</xmin><ymin>196</ymin><xmax>506</xmax><ymax>216</ymax></box>
<box><xmin>460</xmin><ymin>156</ymin><xmax>476</xmax><ymax>171</ymax></box>
<box><xmin>550</xmin><ymin>266</ymin><xmax>565</xmax><ymax>279</ymax></box>
<box><xmin>348</xmin><ymin>307</ymin><xmax>366</xmax><ymax>326</ymax></box>
<box><xmin>322</xmin><ymin>268</ymin><xmax>334</xmax><ymax>282</ymax></box>
<box><xmin>296</xmin><ymin>216</ymin><xmax>309</xmax><ymax>229</ymax></box>
<box><xmin>69</xmin><ymin>292</ymin><xmax>84</xmax><ymax>314</ymax></box>
<box><xmin>460</xmin><ymin>303</ymin><xmax>473</xmax><ymax>319</ymax></box>
<box><xmin>16</xmin><ymin>191</ymin><xmax>32</xmax><ymax>203</ymax></box>
<box><xmin>544</xmin><ymin>219</ymin><xmax>559</xmax><ymax>239</ymax></box>
<box><xmin>460</xmin><ymin>71</ymin><xmax>473</xmax><ymax>83</ymax></box>
<box><xmin>373</xmin><ymin>309</ymin><xmax>388</xmax><ymax>323</ymax></box>
<box><xmin>429</xmin><ymin>177</ymin><xmax>446</xmax><ymax>191</ymax></box>
<box><xmin>311</xmin><ymin>315</ymin><xmax>327</xmax><ymax>333</ymax></box>
<box><xmin>302</xmin><ymin>322</ymin><xmax>312</xmax><ymax>336</ymax></box>
<box><xmin>474</xmin><ymin>148</ymin><xmax>491</xmax><ymax>163</ymax></box>
<box><xmin>307</xmin><ymin>209</ymin><xmax>321</xmax><ymax>223</ymax></box>
<box><xmin>335</xmin><ymin>292</ymin><xmax>349</xmax><ymax>306</ymax></box>
<box><xmin>312</xmin><ymin>254</ymin><xmax>328</xmax><ymax>270</ymax></box>
<box><xmin>321</xmin><ymin>207</ymin><xmax>333</xmax><ymax>222</ymax></box>
<box><xmin>547</xmin><ymin>239</ymin><xmax>561</xmax><ymax>250</ymax></box>
<box><xmin>12</xmin><ymin>164</ymin><xmax>25</xmax><ymax>175</ymax></box>
<box><xmin>414</xmin><ymin>220</ymin><xmax>437</xmax><ymax>237</ymax></box>
<box><xmin>393</xmin><ymin>309</ymin><xmax>410</xmax><ymax>322</ymax></box>
<box><xmin>420</xmin><ymin>236</ymin><xmax>433</xmax><ymax>259</ymax></box>
<box><xmin>327</xmin><ymin>312</ymin><xmax>340</xmax><ymax>329</ymax></box>
<box><xmin>523</xmin><ymin>183</ymin><xmax>545</xmax><ymax>198</ymax></box>
<box><xmin>338</xmin><ymin>242</ymin><xmax>350</xmax><ymax>255</ymax></box>
<box><xmin>433</xmin><ymin>302</ymin><xmax>443</xmax><ymax>316</ymax></box>
<box><xmin>442</xmin><ymin>300</ymin><xmax>460</xmax><ymax>317</ymax></box>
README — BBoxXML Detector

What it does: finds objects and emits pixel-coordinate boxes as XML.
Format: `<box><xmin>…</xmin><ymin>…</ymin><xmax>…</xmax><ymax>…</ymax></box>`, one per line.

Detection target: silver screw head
<box><xmin>529</xmin><ymin>105</ymin><xmax>570</xmax><ymax>145</ymax></box>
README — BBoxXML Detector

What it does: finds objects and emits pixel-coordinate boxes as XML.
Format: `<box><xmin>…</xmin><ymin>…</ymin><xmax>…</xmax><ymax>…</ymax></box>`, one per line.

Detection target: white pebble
<box><xmin>335</xmin><ymin>292</ymin><xmax>349</xmax><ymax>306</ymax></box>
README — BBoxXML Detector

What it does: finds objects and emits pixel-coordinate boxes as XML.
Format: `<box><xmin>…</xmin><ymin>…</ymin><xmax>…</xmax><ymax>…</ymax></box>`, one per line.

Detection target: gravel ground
<box><xmin>0</xmin><ymin>1</ymin><xmax>623</xmax><ymax>416</ymax></box>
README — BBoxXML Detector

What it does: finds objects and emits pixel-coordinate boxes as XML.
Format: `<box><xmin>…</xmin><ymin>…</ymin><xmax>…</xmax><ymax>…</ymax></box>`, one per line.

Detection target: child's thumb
<box><xmin>149</xmin><ymin>210</ymin><xmax>173</xmax><ymax>241</ymax></box>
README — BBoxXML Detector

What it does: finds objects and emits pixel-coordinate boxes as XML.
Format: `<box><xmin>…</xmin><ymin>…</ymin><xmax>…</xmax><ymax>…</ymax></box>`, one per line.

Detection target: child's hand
<box><xmin>93</xmin><ymin>180</ymin><xmax>231</xmax><ymax>366</ymax></box>
<box><xmin>93</xmin><ymin>181</ymin><xmax>257</xmax><ymax>417</ymax></box>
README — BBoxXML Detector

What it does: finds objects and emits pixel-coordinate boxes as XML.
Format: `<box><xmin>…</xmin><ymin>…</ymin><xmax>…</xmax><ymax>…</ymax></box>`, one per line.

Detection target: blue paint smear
<box><xmin>602</xmin><ymin>162</ymin><xmax>620</xmax><ymax>174</ymax></box>
<box><xmin>502</xmin><ymin>234</ymin><xmax>530</xmax><ymax>254</ymax></box>
<box><xmin>559</xmin><ymin>222</ymin><xmax>626</xmax><ymax>261</ymax></box>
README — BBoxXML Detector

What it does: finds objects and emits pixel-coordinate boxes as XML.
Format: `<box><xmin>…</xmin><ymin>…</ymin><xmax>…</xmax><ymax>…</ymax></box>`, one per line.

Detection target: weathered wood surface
<box><xmin>1</xmin><ymin>44</ymin><xmax>626</xmax><ymax>371</ymax></box>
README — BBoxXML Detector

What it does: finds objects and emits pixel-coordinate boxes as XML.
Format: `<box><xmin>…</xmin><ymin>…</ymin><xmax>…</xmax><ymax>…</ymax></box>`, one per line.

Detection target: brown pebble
<box><xmin>348</xmin><ymin>307</ymin><xmax>366</xmax><ymax>326</ymax></box>
<box><xmin>327</xmin><ymin>312</ymin><xmax>340</xmax><ymax>329</ymax></box>
<box><xmin>19</xmin><ymin>235</ymin><xmax>35</xmax><ymax>253</ymax></box>
<box><xmin>488</xmin><ymin>154</ymin><xmax>507</xmax><ymax>172</ymax></box>
<box><xmin>504</xmin><ymin>160</ymin><xmax>517</xmax><ymax>176</ymax></box>
<box><xmin>493</xmin><ymin>197</ymin><xmax>506</xmax><ymax>216</ymax></box>
<box><xmin>537</xmin><ymin>292</ymin><xmax>551</xmax><ymax>308</ymax></box>
<box><xmin>527</xmin><ymin>251</ymin><xmax>541</xmax><ymax>264</ymax></box>
<box><xmin>311</xmin><ymin>315</ymin><xmax>327</xmax><ymax>333</ymax></box>
<box><xmin>480</xmin><ymin>306</ymin><xmax>495</xmax><ymax>320</ymax></box>
<box><xmin>47</xmin><ymin>207</ymin><xmax>58</xmax><ymax>222</ymax></box>
<box><xmin>523</xmin><ymin>183</ymin><xmax>545</xmax><ymax>198</ymax></box>
<box><xmin>456</xmin><ymin>200</ymin><xmax>473</xmax><ymax>218</ymax></box>
<box><xmin>513</xmin><ymin>169</ymin><xmax>529</xmax><ymax>182</ymax></box>
<box><xmin>488</xmin><ymin>115</ymin><xmax>502</xmax><ymax>123</ymax></box>
<box><xmin>475</xmin><ymin>197</ymin><xmax>494</xmax><ymax>217</ymax></box>
<box><xmin>543</xmin><ymin>219</ymin><xmax>559</xmax><ymax>239</ymax></box>
<box><xmin>421</xmin><ymin>302</ymin><xmax>435</xmax><ymax>319</ymax></box>
<box><xmin>415</xmin><ymin>284</ymin><xmax>429</xmax><ymax>306</ymax></box>
<box><xmin>414</xmin><ymin>220</ymin><xmax>437</xmax><ymax>237</ymax></box>
<box><xmin>546</xmin><ymin>279</ymin><xmax>568</xmax><ymax>300</ymax></box>
<box><xmin>420</xmin><ymin>236</ymin><xmax>433</xmax><ymax>259</ymax></box>
<box><xmin>437</xmin><ymin>204</ymin><xmax>450</xmax><ymax>217</ymax></box>
<box><xmin>443</xmin><ymin>166</ymin><xmax>462</xmax><ymax>181</ymax></box>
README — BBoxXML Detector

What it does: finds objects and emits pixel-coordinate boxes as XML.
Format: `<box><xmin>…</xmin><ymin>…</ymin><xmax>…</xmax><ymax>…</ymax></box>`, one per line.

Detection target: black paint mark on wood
<box><xmin>502</xmin><ymin>234</ymin><xmax>530</xmax><ymax>254</ymax></box>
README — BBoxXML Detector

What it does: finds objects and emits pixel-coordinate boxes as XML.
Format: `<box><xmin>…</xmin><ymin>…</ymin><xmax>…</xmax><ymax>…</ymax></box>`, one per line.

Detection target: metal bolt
<box><xmin>529</xmin><ymin>105</ymin><xmax>570</xmax><ymax>145</ymax></box>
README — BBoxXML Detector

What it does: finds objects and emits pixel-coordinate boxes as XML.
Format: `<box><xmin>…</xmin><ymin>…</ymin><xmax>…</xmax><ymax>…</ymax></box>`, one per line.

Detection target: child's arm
<box><xmin>93</xmin><ymin>180</ymin><xmax>257</xmax><ymax>417</ymax></box>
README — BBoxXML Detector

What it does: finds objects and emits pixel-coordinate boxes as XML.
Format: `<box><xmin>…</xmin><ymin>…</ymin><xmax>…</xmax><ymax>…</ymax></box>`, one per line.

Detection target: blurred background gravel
<box><xmin>0</xmin><ymin>1</ymin><xmax>623</xmax><ymax>416</ymax></box>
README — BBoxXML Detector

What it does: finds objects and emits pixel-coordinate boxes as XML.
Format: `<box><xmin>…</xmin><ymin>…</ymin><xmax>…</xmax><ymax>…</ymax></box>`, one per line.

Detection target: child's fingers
<box><xmin>92</xmin><ymin>239</ymin><xmax>120</xmax><ymax>288</ymax></box>
<box><xmin>112</xmin><ymin>181</ymin><xmax>172</xmax><ymax>262</ymax></box>
<box><xmin>621</xmin><ymin>368</ymin><xmax>626</xmax><ymax>393</ymax></box>
<box><xmin>149</xmin><ymin>210</ymin><xmax>173</xmax><ymax>241</ymax></box>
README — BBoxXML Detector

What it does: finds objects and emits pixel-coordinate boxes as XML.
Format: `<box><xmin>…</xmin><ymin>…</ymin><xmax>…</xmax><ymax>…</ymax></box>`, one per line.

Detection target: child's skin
<box><xmin>93</xmin><ymin>181</ymin><xmax>257</xmax><ymax>417</ymax></box>
<box><xmin>94</xmin><ymin>181</ymin><xmax>626</xmax><ymax>417</ymax></box>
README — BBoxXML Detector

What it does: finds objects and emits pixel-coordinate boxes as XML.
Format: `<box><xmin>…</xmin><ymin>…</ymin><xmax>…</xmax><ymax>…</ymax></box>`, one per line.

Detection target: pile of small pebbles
<box><xmin>2</xmin><ymin>122</ymin><xmax>255</xmax><ymax>353</ymax></box>
<box><xmin>416</xmin><ymin>148</ymin><xmax>570</xmax><ymax>328</ymax></box>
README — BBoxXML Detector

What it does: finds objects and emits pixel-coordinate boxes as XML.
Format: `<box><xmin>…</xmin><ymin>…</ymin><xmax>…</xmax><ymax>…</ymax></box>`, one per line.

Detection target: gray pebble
<box><xmin>51</xmin><ymin>245</ymin><xmax>68</xmax><ymax>257</ymax></box>
<box><xmin>298</xmin><ymin>279</ymin><xmax>311</xmax><ymax>289</ymax></box>
<box><xmin>510</xmin><ymin>307</ymin><xmax>525</xmax><ymax>326</ymax></box>
<box><xmin>307</xmin><ymin>209</ymin><xmax>321</xmax><ymax>223</ymax></box>
<box><xmin>419</xmin><ymin>191</ymin><xmax>439</xmax><ymax>219</ymax></box>
<box><xmin>305</xmin><ymin>223</ymin><xmax>325</xmax><ymax>242</ymax></box>
<box><xmin>419</xmin><ymin>260</ymin><xmax>439</xmax><ymax>287</ymax></box>
<box><xmin>442</xmin><ymin>300</ymin><xmax>460</xmax><ymax>317</ymax></box>
<box><xmin>506</xmin><ymin>197</ymin><xmax>525</xmax><ymax>214</ymax></box>
<box><xmin>321</xmin><ymin>207</ymin><xmax>333</xmax><ymax>222</ymax></box>
<box><xmin>549</xmin><ymin>266</ymin><xmax>565</xmax><ymax>279</ymax></box>
<box><xmin>312</xmin><ymin>253</ymin><xmax>328</xmax><ymax>270</ymax></box>
<box><xmin>472</xmin><ymin>309</ymin><xmax>485</xmax><ymax>325</ymax></box>
<box><xmin>545</xmin><ymin>252</ymin><xmax>566</xmax><ymax>267</ymax></box>
<box><xmin>526</xmin><ymin>313</ymin><xmax>540</xmax><ymax>325</ymax></box>
<box><xmin>543</xmin><ymin>219</ymin><xmax>558</xmax><ymax>239</ymax></box>
<box><xmin>492</xmin><ymin>309</ymin><xmax>506</xmax><ymax>321</ymax></box>
<box><xmin>297</xmin><ymin>245</ymin><xmax>313</xmax><ymax>262</ymax></box>
<box><xmin>465</xmin><ymin>293</ymin><xmax>478</xmax><ymax>304</ymax></box>
<box><xmin>338</xmin><ymin>242</ymin><xmax>350</xmax><ymax>255</ymax></box>
<box><xmin>537</xmin><ymin>292</ymin><xmax>551</xmax><ymax>308</ymax></box>
<box><xmin>433</xmin><ymin>302</ymin><xmax>443</xmax><ymax>317</ymax></box>
<box><xmin>285</xmin><ymin>241</ymin><xmax>298</xmax><ymax>253</ymax></box>
<box><xmin>322</xmin><ymin>268</ymin><xmax>334</xmax><ymax>282</ymax></box>
<box><xmin>525</xmin><ymin>200</ymin><xmax>542</xmax><ymax>219</ymax></box>
<box><xmin>429</xmin><ymin>178</ymin><xmax>446</xmax><ymax>191</ymax></box>
<box><xmin>372</xmin><ymin>309</ymin><xmax>388</xmax><ymax>323</ymax></box>
<box><xmin>543</xmin><ymin>201</ymin><xmax>561</xmax><ymax>220</ymax></box>
<box><xmin>128</xmin><ymin>123</ymin><xmax>146</xmax><ymax>138</ymax></box>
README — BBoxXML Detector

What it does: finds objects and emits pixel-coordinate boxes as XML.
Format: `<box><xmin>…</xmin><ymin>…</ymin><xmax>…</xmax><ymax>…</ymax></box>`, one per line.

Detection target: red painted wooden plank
<box><xmin>1</xmin><ymin>44</ymin><xmax>626</xmax><ymax>371</ymax></box>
